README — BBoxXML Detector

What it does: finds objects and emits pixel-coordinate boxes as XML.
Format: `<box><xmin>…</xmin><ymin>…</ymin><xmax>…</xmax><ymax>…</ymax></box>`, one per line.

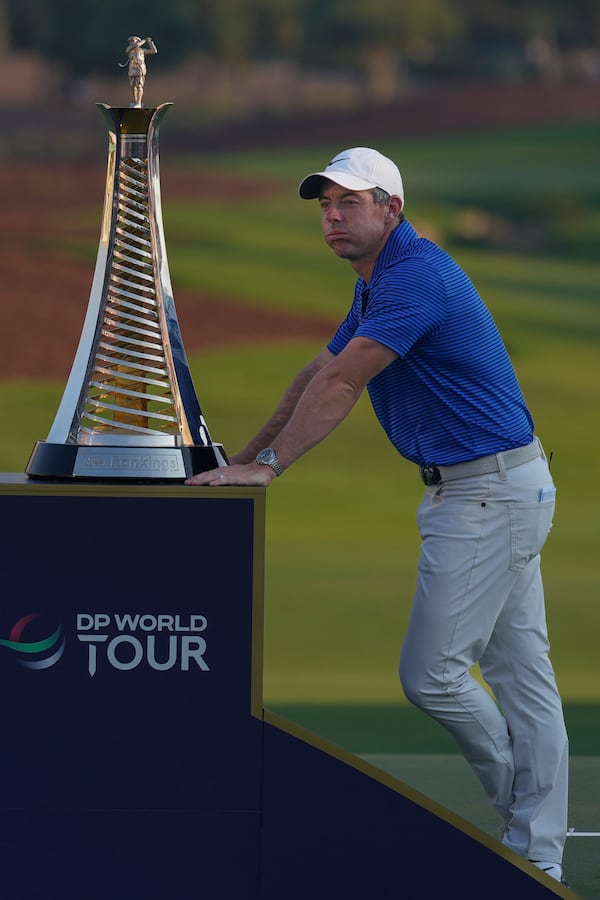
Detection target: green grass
<box><xmin>2</xmin><ymin>119</ymin><xmax>599</xmax><ymax>721</ymax></box>
<box><xmin>263</xmin><ymin>702</ymin><xmax>600</xmax><ymax>756</ymax></box>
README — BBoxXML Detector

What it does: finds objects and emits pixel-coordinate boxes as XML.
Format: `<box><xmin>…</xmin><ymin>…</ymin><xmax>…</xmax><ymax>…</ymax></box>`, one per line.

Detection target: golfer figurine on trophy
<box><xmin>26</xmin><ymin>37</ymin><xmax>228</xmax><ymax>480</ymax></box>
<box><xmin>120</xmin><ymin>36</ymin><xmax>158</xmax><ymax>108</ymax></box>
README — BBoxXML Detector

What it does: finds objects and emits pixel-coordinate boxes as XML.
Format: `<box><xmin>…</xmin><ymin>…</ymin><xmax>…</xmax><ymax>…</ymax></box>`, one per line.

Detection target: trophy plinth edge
<box><xmin>25</xmin><ymin>442</ymin><xmax>228</xmax><ymax>482</ymax></box>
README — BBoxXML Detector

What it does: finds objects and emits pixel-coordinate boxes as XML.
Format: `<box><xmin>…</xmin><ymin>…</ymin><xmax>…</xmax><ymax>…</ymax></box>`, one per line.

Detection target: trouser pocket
<box><xmin>508</xmin><ymin>499</ymin><xmax>555</xmax><ymax>572</ymax></box>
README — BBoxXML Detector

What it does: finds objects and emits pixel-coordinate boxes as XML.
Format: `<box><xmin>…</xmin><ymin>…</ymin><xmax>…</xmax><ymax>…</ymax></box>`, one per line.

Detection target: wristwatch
<box><xmin>255</xmin><ymin>448</ymin><xmax>283</xmax><ymax>476</ymax></box>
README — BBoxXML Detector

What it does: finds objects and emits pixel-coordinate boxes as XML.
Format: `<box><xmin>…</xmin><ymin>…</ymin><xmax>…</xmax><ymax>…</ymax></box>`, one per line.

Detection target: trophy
<box><xmin>26</xmin><ymin>38</ymin><xmax>228</xmax><ymax>480</ymax></box>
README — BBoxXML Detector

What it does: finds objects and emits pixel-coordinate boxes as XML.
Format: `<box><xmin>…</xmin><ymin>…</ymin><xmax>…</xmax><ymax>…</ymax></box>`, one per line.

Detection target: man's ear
<box><xmin>387</xmin><ymin>195</ymin><xmax>403</xmax><ymax>220</ymax></box>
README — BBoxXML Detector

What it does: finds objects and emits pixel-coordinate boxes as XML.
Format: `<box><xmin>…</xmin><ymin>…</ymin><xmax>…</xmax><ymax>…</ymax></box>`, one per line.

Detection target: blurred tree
<box><xmin>0</xmin><ymin>0</ymin><xmax>8</xmax><ymax>51</ymax></box>
<box><xmin>202</xmin><ymin>0</ymin><xmax>251</xmax><ymax>63</ymax></box>
<box><xmin>449</xmin><ymin>0</ymin><xmax>600</xmax><ymax>81</ymax></box>
<box><xmin>5</xmin><ymin>0</ymin><xmax>204</xmax><ymax>76</ymax></box>
<box><xmin>4</xmin><ymin>0</ymin><xmax>599</xmax><ymax>86</ymax></box>
<box><xmin>203</xmin><ymin>0</ymin><xmax>304</xmax><ymax>62</ymax></box>
<box><xmin>303</xmin><ymin>0</ymin><xmax>462</xmax><ymax>100</ymax></box>
<box><xmin>253</xmin><ymin>0</ymin><xmax>305</xmax><ymax>59</ymax></box>
<box><xmin>5</xmin><ymin>0</ymin><xmax>305</xmax><ymax>76</ymax></box>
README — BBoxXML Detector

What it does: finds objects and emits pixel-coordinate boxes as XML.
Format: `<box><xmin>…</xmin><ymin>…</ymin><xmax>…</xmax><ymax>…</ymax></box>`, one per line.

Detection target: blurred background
<box><xmin>1</xmin><ymin>0</ymin><xmax>599</xmax><ymax>152</ymax></box>
<box><xmin>0</xmin><ymin>2</ymin><xmax>599</xmax><ymax>893</ymax></box>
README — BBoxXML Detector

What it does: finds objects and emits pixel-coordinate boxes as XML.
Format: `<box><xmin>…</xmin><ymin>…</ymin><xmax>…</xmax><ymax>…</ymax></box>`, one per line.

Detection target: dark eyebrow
<box><xmin>318</xmin><ymin>190</ymin><xmax>362</xmax><ymax>202</ymax></box>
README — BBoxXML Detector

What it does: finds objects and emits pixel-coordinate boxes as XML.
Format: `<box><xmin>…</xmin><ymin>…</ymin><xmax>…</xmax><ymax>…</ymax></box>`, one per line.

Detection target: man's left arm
<box><xmin>185</xmin><ymin>336</ymin><xmax>398</xmax><ymax>486</ymax></box>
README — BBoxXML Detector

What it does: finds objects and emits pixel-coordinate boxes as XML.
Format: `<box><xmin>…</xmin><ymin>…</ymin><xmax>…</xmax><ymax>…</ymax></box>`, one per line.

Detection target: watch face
<box><xmin>256</xmin><ymin>448</ymin><xmax>282</xmax><ymax>475</ymax></box>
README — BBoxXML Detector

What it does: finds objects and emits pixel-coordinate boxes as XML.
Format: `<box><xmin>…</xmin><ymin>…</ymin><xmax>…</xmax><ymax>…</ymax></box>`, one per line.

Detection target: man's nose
<box><xmin>325</xmin><ymin>203</ymin><xmax>341</xmax><ymax>221</ymax></box>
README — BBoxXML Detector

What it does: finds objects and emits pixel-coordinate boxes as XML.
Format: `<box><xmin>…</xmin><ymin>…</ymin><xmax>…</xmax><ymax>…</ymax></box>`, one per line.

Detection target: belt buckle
<box><xmin>420</xmin><ymin>465</ymin><xmax>441</xmax><ymax>486</ymax></box>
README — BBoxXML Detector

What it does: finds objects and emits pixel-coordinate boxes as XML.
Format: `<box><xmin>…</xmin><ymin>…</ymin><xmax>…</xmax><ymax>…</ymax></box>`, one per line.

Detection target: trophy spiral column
<box><xmin>26</xmin><ymin>104</ymin><xmax>227</xmax><ymax>480</ymax></box>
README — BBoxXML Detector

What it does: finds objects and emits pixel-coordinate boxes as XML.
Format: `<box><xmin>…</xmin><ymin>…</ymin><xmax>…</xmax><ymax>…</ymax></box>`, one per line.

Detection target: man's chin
<box><xmin>328</xmin><ymin>239</ymin><xmax>354</xmax><ymax>259</ymax></box>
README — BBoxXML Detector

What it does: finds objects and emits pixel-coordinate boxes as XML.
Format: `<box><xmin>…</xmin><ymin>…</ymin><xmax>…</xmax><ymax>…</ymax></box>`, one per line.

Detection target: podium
<box><xmin>0</xmin><ymin>476</ymin><xmax>565</xmax><ymax>899</ymax></box>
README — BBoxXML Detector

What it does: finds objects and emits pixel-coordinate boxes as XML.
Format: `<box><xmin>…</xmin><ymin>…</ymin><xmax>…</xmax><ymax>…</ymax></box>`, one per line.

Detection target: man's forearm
<box><xmin>266</xmin><ymin>336</ymin><xmax>399</xmax><ymax>473</ymax></box>
<box><xmin>184</xmin><ymin>337</ymin><xmax>397</xmax><ymax>487</ymax></box>
<box><xmin>230</xmin><ymin>349</ymin><xmax>333</xmax><ymax>464</ymax></box>
<box><xmin>268</xmin><ymin>362</ymin><xmax>363</xmax><ymax>472</ymax></box>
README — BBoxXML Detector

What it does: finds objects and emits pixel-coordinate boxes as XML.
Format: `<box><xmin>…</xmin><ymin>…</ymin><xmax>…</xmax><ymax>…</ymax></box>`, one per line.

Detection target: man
<box><xmin>185</xmin><ymin>147</ymin><xmax>569</xmax><ymax>885</ymax></box>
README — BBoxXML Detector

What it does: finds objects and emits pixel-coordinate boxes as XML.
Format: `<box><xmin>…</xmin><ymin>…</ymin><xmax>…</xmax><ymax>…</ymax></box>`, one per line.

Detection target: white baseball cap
<box><xmin>298</xmin><ymin>147</ymin><xmax>404</xmax><ymax>206</ymax></box>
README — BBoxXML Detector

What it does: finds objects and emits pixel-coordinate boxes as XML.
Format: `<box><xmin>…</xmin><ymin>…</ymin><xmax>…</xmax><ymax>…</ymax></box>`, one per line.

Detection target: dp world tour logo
<box><xmin>0</xmin><ymin>614</ymin><xmax>65</xmax><ymax>670</ymax></box>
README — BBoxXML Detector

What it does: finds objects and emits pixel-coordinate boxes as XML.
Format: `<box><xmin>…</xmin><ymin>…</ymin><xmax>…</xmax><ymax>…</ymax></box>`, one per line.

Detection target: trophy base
<box><xmin>25</xmin><ymin>441</ymin><xmax>229</xmax><ymax>482</ymax></box>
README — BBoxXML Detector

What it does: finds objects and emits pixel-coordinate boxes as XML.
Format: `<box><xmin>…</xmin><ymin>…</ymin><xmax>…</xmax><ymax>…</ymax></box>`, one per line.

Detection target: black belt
<box><xmin>419</xmin><ymin>439</ymin><xmax>543</xmax><ymax>487</ymax></box>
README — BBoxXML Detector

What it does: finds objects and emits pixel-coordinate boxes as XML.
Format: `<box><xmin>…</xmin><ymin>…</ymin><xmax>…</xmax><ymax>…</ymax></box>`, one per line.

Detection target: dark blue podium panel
<box><xmin>0</xmin><ymin>490</ymin><xmax>263</xmax><ymax>809</ymax></box>
<box><xmin>0</xmin><ymin>481</ymin><xmax>265</xmax><ymax>900</ymax></box>
<box><xmin>259</xmin><ymin>716</ymin><xmax>563</xmax><ymax>900</ymax></box>
<box><xmin>0</xmin><ymin>810</ymin><xmax>260</xmax><ymax>900</ymax></box>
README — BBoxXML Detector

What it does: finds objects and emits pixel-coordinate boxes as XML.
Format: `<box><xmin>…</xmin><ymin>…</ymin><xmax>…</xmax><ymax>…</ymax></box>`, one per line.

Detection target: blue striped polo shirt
<box><xmin>327</xmin><ymin>220</ymin><xmax>534</xmax><ymax>467</ymax></box>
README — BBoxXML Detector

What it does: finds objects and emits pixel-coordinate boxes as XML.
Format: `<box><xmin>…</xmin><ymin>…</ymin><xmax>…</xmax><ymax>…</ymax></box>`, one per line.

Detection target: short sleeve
<box><xmin>356</xmin><ymin>258</ymin><xmax>447</xmax><ymax>357</ymax></box>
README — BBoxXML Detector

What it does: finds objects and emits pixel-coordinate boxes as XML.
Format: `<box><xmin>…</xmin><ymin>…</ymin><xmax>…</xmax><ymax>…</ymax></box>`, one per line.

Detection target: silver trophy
<box><xmin>26</xmin><ymin>39</ymin><xmax>227</xmax><ymax>480</ymax></box>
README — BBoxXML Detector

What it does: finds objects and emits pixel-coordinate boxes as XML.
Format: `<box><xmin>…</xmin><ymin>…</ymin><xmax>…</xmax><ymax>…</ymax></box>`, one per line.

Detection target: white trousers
<box><xmin>399</xmin><ymin>452</ymin><xmax>568</xmax><ymax>864</ymax></box>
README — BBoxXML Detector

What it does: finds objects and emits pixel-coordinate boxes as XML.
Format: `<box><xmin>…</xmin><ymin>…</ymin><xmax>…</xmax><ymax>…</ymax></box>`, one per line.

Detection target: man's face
<box><xmin>318</xmin><ymin>181</ymin><xmax>391</xmax><ymax>265</ymax></box>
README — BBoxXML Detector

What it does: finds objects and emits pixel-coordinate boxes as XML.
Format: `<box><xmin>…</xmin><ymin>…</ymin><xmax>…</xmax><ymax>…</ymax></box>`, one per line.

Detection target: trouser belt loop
<box><xmin>536</xmin><ymin>436</ymin><xmax>547</xmax><ymax>461</ymax></box>
<box><xmin>496</xmin><ymin>450</ymin><xmax>508</xmax><ymax>480</ymax></box>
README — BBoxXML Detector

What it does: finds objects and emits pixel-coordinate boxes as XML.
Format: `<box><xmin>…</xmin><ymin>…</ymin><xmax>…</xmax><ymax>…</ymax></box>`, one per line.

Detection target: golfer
<box><xmin>185</xmin><ymin>147</ymin><xmax>569</xmax><ymax>886</ymax></box>
<box><xmin>120</xmin><ymin>36</ymin><xmax>157</xmax><ymax>108</ymax></box>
